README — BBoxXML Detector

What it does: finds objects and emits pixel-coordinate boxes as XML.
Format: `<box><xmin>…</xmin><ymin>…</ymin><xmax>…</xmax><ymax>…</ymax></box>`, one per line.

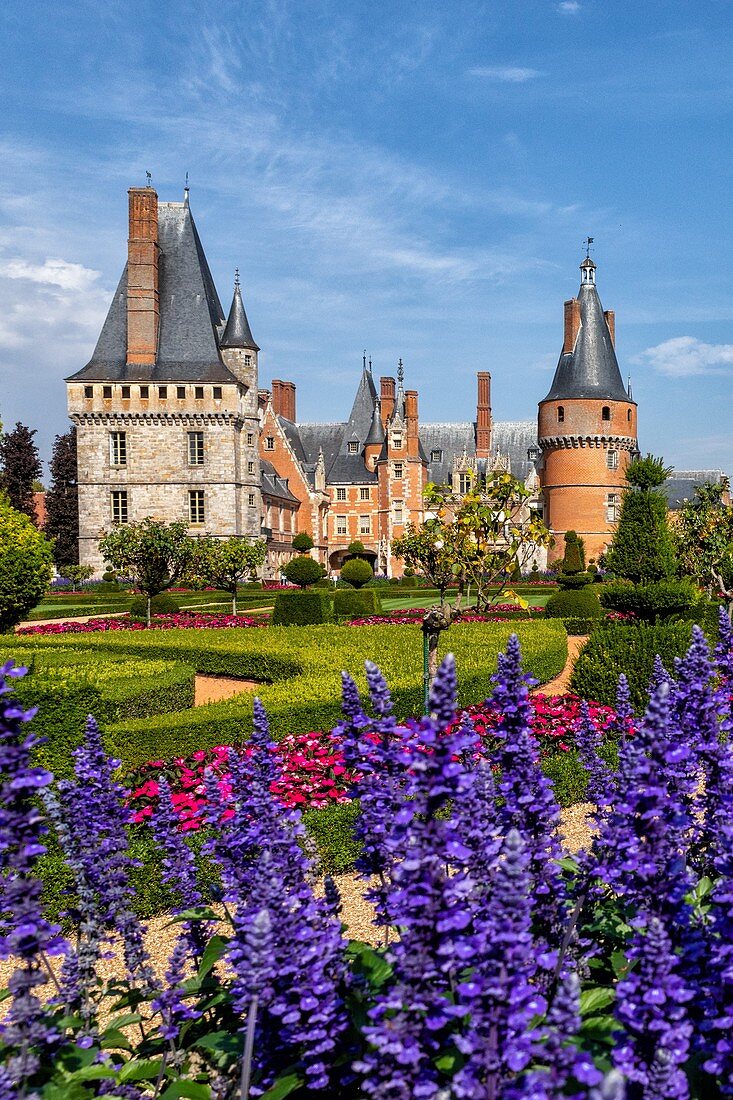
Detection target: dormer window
<box><xmin>265</xmin><ymin>436</ymin><xmax>275</xmax><ymax>450</ymax></box>
<box><xmin>602</xmin><ymin>406</ymin><xmax>611</xmax><ymax>422</ymax></box>
<box><xmin>348</xmin><ymin>441</ymin><xmax>359</xmax><ymax>454</ymax></box>
<box><xmin>557</xmin><ymin>406</ymin><xmax>565</xmax><ymax>423</ymax></box>
<box><xmin>431</xmin><ymin>449</ymin><xmax>443</xmax><ymax>462</ymax></box>
<box><xmin>393</xmin><ymin>435</ymin><xmax>402</xmax><ymax>449</ymax></box>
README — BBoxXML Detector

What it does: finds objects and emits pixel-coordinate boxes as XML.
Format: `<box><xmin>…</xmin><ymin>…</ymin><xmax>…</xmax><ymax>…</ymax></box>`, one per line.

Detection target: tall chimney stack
<box><xmin>271</xmin><ymin>380</ymin><xmax>297</xmax><ymax>421</ymax></box>
<box><xmin>563</xmin><ymin>298</ymin><xmax>581</xmax><ymax>355</ymax></box>
<box><xmin>126</xmin><ymin>187</ymin><xmax>160</xmax><ymax>365</ymax></box>
<box><xmin>405</xmin><ymin>390</ymin><xmax>419</xmax><ymax>457</ymax></box>
<box><xmin>380</xmin><ymin>377</ymin><xmax>395</xmax><ymax>427</ymax></box>
<box><xmin>604</xmin><ymin>309</ymin><xmax>615</xmax><ymax>347</ymax></box>
<box><xmin>476</xmin><ymin>371</ymin><xmax>492</xmax><ymax>458</ymax></box>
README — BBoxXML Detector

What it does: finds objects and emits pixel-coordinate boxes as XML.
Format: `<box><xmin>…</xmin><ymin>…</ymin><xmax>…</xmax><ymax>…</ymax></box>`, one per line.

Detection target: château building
<box><xmin>65</xmin><ymin>183</ymin><xmax>726</xmax><ymax>575</ymax></box>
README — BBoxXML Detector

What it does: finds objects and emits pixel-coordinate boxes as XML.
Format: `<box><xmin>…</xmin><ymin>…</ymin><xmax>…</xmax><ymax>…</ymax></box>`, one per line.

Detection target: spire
<box><xmin>365</xmin><ymin>397</ymin><xmax>385</xmax><ymax>446</ymax></box>
<box><xmin>220</xmin><ymin>272</ymin><xmax>260</xmax><ymax>351</ymax></box>
<box><xmin>542</xmin><ymin>253</ymin><xmax>630</xmax><ymax>403</ymax></box>
<box><xmin>394</xmin><ymin>357</ymin><xmax>405</xmax><ymax>421</ymax></box>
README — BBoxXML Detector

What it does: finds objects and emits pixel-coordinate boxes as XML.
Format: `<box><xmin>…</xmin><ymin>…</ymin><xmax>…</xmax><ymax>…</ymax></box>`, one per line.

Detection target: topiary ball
<box><xmin>129</xmin><ymin>593</ymin><xmax>181</xmax><ymax>622</ymax></box>
<box><xmin>545</xmin><ymin>586</ymin><xmax>602</xmax><ymax>619</ymax></box>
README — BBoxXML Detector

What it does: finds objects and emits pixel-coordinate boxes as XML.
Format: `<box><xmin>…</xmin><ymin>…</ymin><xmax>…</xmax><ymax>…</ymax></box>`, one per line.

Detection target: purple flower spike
<box><xmin>429</xmin><ymin>652</ymin><xmax>457</xmax><ymax>727</ymax></box>
<box><xmin>365</xmin><ymin>660</ymin><xmax>394</xmax><ymax>716</ymax></box>
<box><xmin>576</xmin><ymin>700</ymin><xmax>612</xmax><ymax>807</ymax></box>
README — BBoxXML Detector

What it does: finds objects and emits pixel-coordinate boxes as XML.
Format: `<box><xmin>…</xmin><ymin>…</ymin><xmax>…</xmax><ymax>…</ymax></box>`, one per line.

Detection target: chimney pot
<box><xmin>126</xmin><ymin>187</ymin><xmax>160</xmax><ymax>365</ymax></box>
<box><xmin>563</xmin><ymin>298</ymin><xmax>581</xmax><ymax>355</ymax></box>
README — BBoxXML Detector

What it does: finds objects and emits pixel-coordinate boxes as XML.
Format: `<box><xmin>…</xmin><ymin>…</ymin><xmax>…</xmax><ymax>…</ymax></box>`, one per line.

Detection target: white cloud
<box><xmin>558</xmin><ymin>1</ymin><xmax>581</xmax><ymax>12</ymax></box>
<box><xmin>469</xmin><ymin>66</ymin><xmax>543</xmax><ymax>83</ymax></box>
<box><xmin>0</xmin><ymin>257</ymin><xmax>101</xmax><ymax>291</ymax></box>
<box><xmin>637</xmin><ymin>336</ymin><xmax>733</xmax><ymax>377</ymax></box>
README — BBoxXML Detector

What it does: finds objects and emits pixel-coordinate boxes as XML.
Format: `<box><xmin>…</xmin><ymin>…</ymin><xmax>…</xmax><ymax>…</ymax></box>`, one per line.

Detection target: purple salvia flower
<box><xmin>699</xmin><ymin>766</ymin><xmax>733</xmax><ymax>1090</ymax></box>
<box><xmin>365</xmin><ymin>659</ymin><xmax>394</xmax><ymax>717</ymax></box>
<box><xmin>428</xmin><ymin>648</ymin><xmax>457</xmax><ymax>727</ymax></box>
<box><xmin>575</xmin><ymin>700</ymin><xmax>613</xmax><ymax>807</ymax></box>
<box><xmin>151</xmin><ymin>932</ymin><xmax>200</xmax><ymax>1042</ymax></box>
<box><xmin>613</xmin><ymin>915</ymin><xmax>693</xmax><ymax>1098</ymax></box>
<box><xmin>0</xmin><ymin>661</ymin><xmax>65</xmax><ymax>1087</ymax></box>
<box><xmin>522</xmin><ymin>971</ymin><xmax>603</xmax><ymax>1096</ymax></box>
<box><xmin>490</xmin><ymin>635</ymin><xmax>568</xmax><ymax>973</ymax></box>
<box><xmin>210</xmin><ymin>704</ymin><xmax>348</xmax><ymax>1093</ymax></box>
<box><xmin>357</xmin><ymin>656</ymin><xmax>478</xmax><ymax>1100</ymax></box>
<box><xmin>452</xmin><ymin>829</ymin><xmax>544</xmax><ymax>1099</ymax></box>
<box><xmin>54</xmin><ymin>716</ymin><xmax>154</xmax><ymax>992</ymax></box>
<box><xmin>649</xmin><ymin>653</ymin><xmax>674</xmax><ymax>694</ymax></box>
<box><xmin>152</xmin><ymin>775</ymin><xmax>202</xmax><ymax>912</ymax></box>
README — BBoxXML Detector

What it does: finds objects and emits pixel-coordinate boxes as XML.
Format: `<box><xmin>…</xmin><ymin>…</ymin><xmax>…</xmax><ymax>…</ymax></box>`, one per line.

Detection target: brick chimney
<box><xmin>604</xmin><ymin>309</ymin><xmax>615</xmax><ymax>347</ymax></box>
<box><xmin>475</xmin><ymin>371</ymin><xmax>492</xmax><ymax>458</ymax></box>
<box><xmin>563</xmin><ymin>298</ymin><xmax>581</xmax><ymax>355</ymax></box>
<box><xmin>126</xmin><ymin>187</ymin><xmax>160</xmax><ymax>365</ymax></box>
<box><xmin>405</xmin><ymin>390</ymin><xmax>419</xmax><ymax>457</ymax></box>
<box><xmin>380</xmin><ymin>377</ymin><xmax>395</xmax><ymax>427</ymax></box>
<box><xmin>271</xmin><ymin>380</ymin><xmax>297</xmax><ymax>421</ymax></box>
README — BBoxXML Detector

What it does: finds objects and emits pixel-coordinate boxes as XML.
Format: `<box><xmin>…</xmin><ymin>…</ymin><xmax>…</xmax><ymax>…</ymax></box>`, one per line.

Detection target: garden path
<box><xmin>194</xmin><ymin>674</ymin><xmax>258</xmax><ymax>705</ymax></box>
<box><xmin>533</xmin><ymin>634</ymin><xmax>588</xmax><ymax>695</ymax></box>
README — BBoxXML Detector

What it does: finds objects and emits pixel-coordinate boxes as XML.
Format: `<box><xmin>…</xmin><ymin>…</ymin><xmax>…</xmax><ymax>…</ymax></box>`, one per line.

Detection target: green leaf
<box><xmin>61</xmin><ymin>1065</ymin><xmax>117</xmax><ymax>1083</ymax></box>
<box><xmin>434</xmin><ymin>1048</ymin><xmax>464</xmax><ymax>1073</ymax></box>
<box><xmin>579</xmin><ymin>987</ymin><xmax>616</xmax><ymax>1016</ymax></box>
<box><xmin>42</xmin><ymin>1083</ymin><xmax>92</xmax><ymax>1100</ymax></box>
<box><xmin>119</xmin><ymin>1057</ymin><xmax>165</xmax><ymax>1082</ymax></box>
<box><xmin>101</xmin><ymin>1028</ymin><xmax>133</xmax><ymax>1051</ymax></box>
<box><xmin>195</xmin><ymin>1030</ymin><xmax>241</xmax><ymax>1057</ymax></box>
<box><xmin>580</xmin><ymin>1014</ymin><xmax>618</xmax><ymax>1040</ymax></box>
<box><xmin>168</xmin><ymin>906</ymin><xmax>221</xmax><ymax>925</ymax></box>
<box><xmin>108</xmin><ymin>1011</ymin><xmax>143</xmax><ymax>1030</ymax></box>
<box><xmin>259</xmin><ymin>1073</ymin><xmax>305</xmax><ymax>1099</ymax></box>
<box><xmin>197</xmin><ymin>934</ymin><xmax>229</xmax><ymax>979</ymax></box>
<box><xmin>159</xmin><ymin>1083</ymin><xmax>212</xmax><ymax>1100</ymax></box>
<box><xmin>611</xmin><ymin>950</ymin><xmax>628</xmax><ymax>978</ymax></box>
<box><xmin>346</xmin><ymin>941</ymin><xmax>392</xmax><ymax>987</ymax></box>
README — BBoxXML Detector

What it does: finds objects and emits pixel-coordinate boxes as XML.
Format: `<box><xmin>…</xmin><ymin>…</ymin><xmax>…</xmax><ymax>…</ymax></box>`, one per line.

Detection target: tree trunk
<box><xmin>146</xmin><ymin>594</ymin><xmax>151</xmax><ymax>628</ymax></box>
<box><xmin>232</xmin><ymin>591</ymin><xmax>237</xmax><ymax>616</ymax></box>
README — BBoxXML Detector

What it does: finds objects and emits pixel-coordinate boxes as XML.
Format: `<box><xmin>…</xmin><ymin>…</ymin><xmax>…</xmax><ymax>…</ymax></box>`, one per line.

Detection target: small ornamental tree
<box><xmin>340</xmin><ymin>558</ymin><xmax>373</xmax><ymax>588</ymax></box>
<box><xmin>561</xmin><ymin>531</ymin><xmax>584</xmax><ymax>574</ymax></box>
<box><xmin>676</xmin><ymin>479</ymin><xmax>733</xmax><ymax>609</ymax></box>
<box><xmin>604</xmin><ymin>454</ymin><xmax>677</xmax><ymax>582</ymax></box>
<box><xmin>292</xmin><ymin>532</ymin><xmax>315</xmax><ymax>553</ymax></box>
<box><xmin>99</xmin><ymin>518</ymin><xmax>194</xmax><ymax>626</ymax></box>
<box><xmin>0</xmin><ymin>492</ymin><xmax>54</xmax><ymax>631</ymax></box>
<box><xmin>44</xmin><ymin>427</ymin><xmax>79</xmax><ymax>566</ymax></box>
<box><xmin>282</xmin><ymin>555</ymin><xmax>325</xmax><ymax>588</ymax></box>
<box><xmin>59</xmin><ymin>564</ymin><xmax>94</xmax><ymax>591</ymax></box>
<box><xmin>346</xmin><ymin>540</ymin><xmax>366</xmax><ymax>558</ymax></box>
<box><xmin>0</xmin><ymin>422</ymin><xmax>42</xmax><ymax>522</ymax></box>
<box><xmin>192</xmin><ymin>537</ymin><xmax>267</xmax><ymax>613</ymax></box>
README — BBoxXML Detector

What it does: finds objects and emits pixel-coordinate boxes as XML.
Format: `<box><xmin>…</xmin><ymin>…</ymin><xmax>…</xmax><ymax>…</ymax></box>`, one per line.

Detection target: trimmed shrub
<box><xmin>291</xmin><ymin>532</ymin><xmax>315</xmax><ymax>553</ymax></box>
<box><xmin>272</xmin><ymin>590</ymin><xmax>335</xmax><ymax>626</ymax></box>
<box><xmin>561</xmin><ymin>617</ymin><xmax>599</xmax><ymax>636</ymax></box>
<box><xmin>0</xmin><ymin>493</ymin><xmax>54</xmax><ymax>631</ymax></box>
<box><xmin>556</xmin><ymin>572</ymin><xmax>594</xmax><ymax>590</ymax></box>
<box><xmin>333</xmin><ymin>589</ymin><xmax>382</xmax><ymax>619</ymax></box>
<box><xmin>604</xmin><ymin>483</ymin><xmax>677</xmax><ymax>582</ymax></box>
<box><xmin>571</xmin><ymin>620</ymin><xmax>695</xmax><ymax>711</ymax></box>
<box><xmin>339</xmin><ymin>558</ymin><xmax>373</xmax><ymax>588</ymax></box>
<box><xmin>600</xmin><ymin>579</ymin><xmax>699</xmax><ymax>622</ymax></box>
<box><xmin>545</xmin><ymin>586</ymin><xmax>602</xmax><ymax>619</ymax></box>
<box><xmin>129</xmin><ymin>592</ymin><xmax>181</xmax><ymax>620</ymax></box>
<box><xmin>281</xmin><ymin>555</ymin><xmax>325</xmax><ymax>588</ymax></box>
<box><xmin>560</xmin><ymin>530</ymin><xmax>585</xmax><ymax>574</ymax></box>
<box><xmin>400</xmin><ymin>575</ymin><xmax>417</xmax><ymax>588</ymax></box>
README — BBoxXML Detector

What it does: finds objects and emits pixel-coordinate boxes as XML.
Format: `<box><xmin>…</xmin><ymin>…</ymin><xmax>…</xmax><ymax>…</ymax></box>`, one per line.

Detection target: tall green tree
<box><xmin>99</xmin><ymin>518</ymin><xmax>194</xmax><ymax>626</ymax></box>
<box><xmin>604</xmin><ymin>454</ymin><xmax>676</xmax><ymax>582</ymax></box>
<box><xmin>45</xmin><ymin>427</ymin><xmax>79</xmax><ymax>566</ymax></box>
<box><xmin>0</xmin><ymin>422</ymin><xmax>42</xmax><ymax>522</ymax></box>
<box><xmin>676</xmin><ymin>479</ymin><xmax>733</xmax><ymax>607</ymax></box>
<box><xmin>0</xmin><ymin>493</ymin><xmax>54</xmax><ymax>632</ymax></box>
<box><xmin>191</xmin><ymin>537</ymin><xmax>267</xmax><ymax>613</ymax></box>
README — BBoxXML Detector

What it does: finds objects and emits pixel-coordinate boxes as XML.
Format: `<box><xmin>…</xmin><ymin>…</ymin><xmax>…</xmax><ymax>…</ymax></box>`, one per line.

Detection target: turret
<box><xmin>538</xmin><ymin>252</ymin><xmax>638</xmax><ymax>562</ymax></box>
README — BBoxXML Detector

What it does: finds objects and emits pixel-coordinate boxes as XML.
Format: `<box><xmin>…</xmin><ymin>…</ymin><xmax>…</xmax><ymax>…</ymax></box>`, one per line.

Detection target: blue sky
<box><xmin>1</xmin><ymin>0</ymin><xmax>733</xmax><ymax>474</ymax></box>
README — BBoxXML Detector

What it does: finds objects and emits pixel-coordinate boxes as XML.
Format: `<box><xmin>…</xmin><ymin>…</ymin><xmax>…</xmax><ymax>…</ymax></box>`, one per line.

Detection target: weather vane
<box><xmin>397</xmin><ymin>358</ymin><xmax>404</xmax><ymax>384</ymax></box>
<box><xmin>146</xmin><ymin>170</ymin><xmax>153</xmax><ymax>187</ymax></box>
<box><xmin>584</xmin><ymin>236</ymin><xmax>594</xmax><ymax>258</ymax></box>
<box><xmin>234</xmin><ymin>267</ymin><xmax>240</xmax><ymax>287</ymax></box>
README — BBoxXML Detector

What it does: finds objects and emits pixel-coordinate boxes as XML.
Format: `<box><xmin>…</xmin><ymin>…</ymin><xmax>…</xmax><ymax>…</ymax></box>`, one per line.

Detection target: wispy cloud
<box><xmin>557</xmin><ymin>1</ymin><xmax>581</xmax><ymax>13</ymax></box>
<box><xmin>0</xmin><ymin>257</ymin><xmax>101</xmax><ymax>291</ymax></box>
<box><xmin>636</xmin><ymin>336</ymin><xmax>733</xmax><ymax>377</ymax></box>
<box><xmin>468</xmin><ymin>66</ymin><xmax>543</xmax><ymax>83</ymax></box>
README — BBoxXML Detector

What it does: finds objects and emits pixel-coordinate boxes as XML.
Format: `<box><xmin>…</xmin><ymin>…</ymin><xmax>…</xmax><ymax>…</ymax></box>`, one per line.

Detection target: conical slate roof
<box><xmin>220</xmin><ymin>281</ymin><xmax>260</xmax><ymax>351</ymax></box>
<box><xmin>365</xmin><ymin>399</ymin><xmax>385</xmax><ymax>446</ymax></box>
<box><xmin>542</xmin><ymin>280</ymin><xmax>631</xmax><ymax>403</ymax></box>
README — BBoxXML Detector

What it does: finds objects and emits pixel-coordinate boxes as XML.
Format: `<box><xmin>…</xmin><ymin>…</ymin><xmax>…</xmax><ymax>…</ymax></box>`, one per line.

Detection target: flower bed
<box><xmin>17</xmin><ymin>611</ymin><xmax>269</xmax><ymax>635</ymax></box>
<box><xmin>127</xmin><ymin>691</ymin><xmax>620</xmax><ymax>829</ymax></box>
<box><xmin>350</xmin><ymin>604</ymin><xmax>542</xmax><ymax>625</ymax></box>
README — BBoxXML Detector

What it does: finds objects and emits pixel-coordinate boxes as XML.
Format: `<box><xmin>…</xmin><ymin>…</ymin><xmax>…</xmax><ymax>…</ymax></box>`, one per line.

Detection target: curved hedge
<box><xmin>9</xmin><ymin>622</ymin><xmax>568</xmax><ymax>771</ymax></box>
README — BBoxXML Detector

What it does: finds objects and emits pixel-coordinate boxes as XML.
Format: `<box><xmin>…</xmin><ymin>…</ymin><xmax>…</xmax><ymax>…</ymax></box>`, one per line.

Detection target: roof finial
<box><xmin>397</xmin><ymin>358</ymin><xmax>404</xmax><ymax>384</ymax></box>
<box><xmin>146</xmin><ymin>170</ymin><xmax>153</xmax><ymax>188</ymax></box>
<box><xmin>584</xmin><ymin>236</ymin><xmax>594</xmax><ymax>259</ymax></box>
<box><xmin>234</xmin><ymin>267</ymin><xmax>240</xmax><ymax>288</ymax></box>
<box><xmin>368</xmin><ymin>355</ymin><xmax>372</xmax><ymax>373</ymax></box>
<box><xmin>184</xmin><ymin>171</ymin><xmax>190</xmax><ymax>204</ymax></box>
<box><xmin>363</xmin><ymin>349</ymin><xmax>367</xmax><ymax>372</ymax></box>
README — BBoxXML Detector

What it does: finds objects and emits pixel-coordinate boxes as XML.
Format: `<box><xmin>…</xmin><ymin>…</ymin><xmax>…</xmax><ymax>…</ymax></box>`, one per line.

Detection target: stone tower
<box><xmin>537</xmin><ymin>254</ymin><xmax>638</xmax><ymax>563</ymax></box>
<box><xmin>66</xmin><ymin>185</ymin><xmax>262</xmax><ymax>570</ymax></box>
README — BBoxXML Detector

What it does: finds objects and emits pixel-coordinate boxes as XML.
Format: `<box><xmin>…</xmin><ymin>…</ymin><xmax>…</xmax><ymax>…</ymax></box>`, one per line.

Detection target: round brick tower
<box><xmin>538</xmin><ymin>255</ymin><xmax>638</xmax><ymax>564</ymax></box>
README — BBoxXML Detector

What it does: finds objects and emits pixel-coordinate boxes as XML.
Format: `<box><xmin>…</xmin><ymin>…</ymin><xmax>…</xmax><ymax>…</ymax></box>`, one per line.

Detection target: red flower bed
<box><xmin>18</xmin><ymin>612</ymin><xmax>268</xmax><ymax>636</ymax></box>
<box><xmin>128</xmin><ymin>691</ymin><xmax>623</xmax><ymax>831</ymax></box>
<box><xmin>349</xmin><ymin>605</ymin><xmax>542</xmax><ymax>626</ymax></box>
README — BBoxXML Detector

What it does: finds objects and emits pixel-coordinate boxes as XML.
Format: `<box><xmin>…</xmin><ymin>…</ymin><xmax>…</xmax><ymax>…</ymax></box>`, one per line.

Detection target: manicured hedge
<box><xmin>272</xmin><ymin>590</ymin><xmax>335</xmax><ymax>625</ymax></box>
<box><xmin>545</xmin><ymin>586</ymin><xmax>602</xmax><ymax>619</ymax></box>
<box><xmin>333</xmin><ymin>589</ymin><xmax>382</xmax><ymax>618</ymax></box>
<box><xmin>10</xmin><ymin>622</ymin><xmax>568</xmax><ymax>771</ymax></box>
<box><xmin>570</xmin><ymin>620</ymin><xmax>695</xmax><ymax>712</ymax></box>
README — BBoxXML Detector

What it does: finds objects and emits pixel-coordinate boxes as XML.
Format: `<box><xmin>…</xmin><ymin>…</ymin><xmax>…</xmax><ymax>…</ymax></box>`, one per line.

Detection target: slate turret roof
<box><xmin>542</xmin><ymin>277</ymin><xmax>631</xmax><ymax>404</ymax></box>
<box><xmin>220</xmin><ymin>279</ymin><xmax>260</xmax><ymax>351</ymax></box>
<box><xmin>68</xmin><ymin>201</ymin><xmax>240</xmax><ymax>384</ymax></box>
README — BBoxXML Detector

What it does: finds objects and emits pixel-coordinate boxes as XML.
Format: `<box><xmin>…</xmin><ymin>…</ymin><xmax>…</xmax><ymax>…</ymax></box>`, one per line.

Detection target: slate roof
<box><xmin>68</xmin><ymin>201</ymin><xmax>239</xmax><ymax>384</ymax></box>
<box><xmin>543</xmin><ymin>281</ymin><xmax>631</xmax><ymax>403</ymax></box>
<box><xmin>220</xmin><ymin>282</ymin><xmax>259</xmax><ymax>350</ymax></box>
<box><xmin>662</xmin><ymin>470</ymin><xmax>728</xmax><ymax>510</ymax></box>
<box><xmin>260</xmin><ymin>459</ymin><xmax>300</xmax><ymax>503</ymax></box>
<box><xmin>420</xmin><ymin>422</ymin><xmax>476</xmax><ymax>485</ymax></box>
<box><xmin>492</xmin><ymin>420</ymin><xmax>538</xmax><ymax>481</ymax></box>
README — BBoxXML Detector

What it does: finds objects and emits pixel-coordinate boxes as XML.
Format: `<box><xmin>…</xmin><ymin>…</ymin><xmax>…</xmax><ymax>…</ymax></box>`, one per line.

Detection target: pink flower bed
<box><xmin>127</xmin><ymin>691</ymin><xmax>624</xmax><ymax>830</ymax></box>
<box><xmin>18</xmin><ymin>612</ymin><xmax>268</xmax><ymax>636</ymax></box>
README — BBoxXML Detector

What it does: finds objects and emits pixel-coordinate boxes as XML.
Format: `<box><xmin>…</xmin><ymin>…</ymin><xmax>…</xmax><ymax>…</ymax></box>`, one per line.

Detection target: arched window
<box><xmin>602</xmin><ymin>406</ymin><xmax>611</xmax><ymax>421</ymax></box>
<box><xmin>557</xmin><ymin>405</ymin><xmax>565</xmax><ymax>423</ymax></box>
<box><xmin>627</xmin><ymin>408</ymin><xmax>632</xmax><ymax>422</ymax></box>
